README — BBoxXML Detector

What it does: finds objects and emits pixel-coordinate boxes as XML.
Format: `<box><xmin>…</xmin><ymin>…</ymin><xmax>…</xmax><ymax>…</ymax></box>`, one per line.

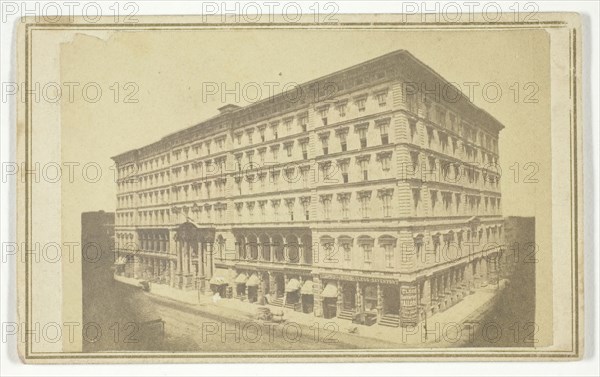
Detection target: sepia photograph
<box><xmin>7</xmin><ymin>4</ymin><xmax>590</xmax><ymax>370</ymax></box>
<box><xmin>85</xmin><ymin>48</ymin><xmax>533</xmax><ymax>352</ymax></box>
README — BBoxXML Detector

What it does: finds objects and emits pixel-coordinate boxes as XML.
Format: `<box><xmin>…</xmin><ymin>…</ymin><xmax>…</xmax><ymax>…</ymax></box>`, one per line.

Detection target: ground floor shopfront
<box><xmin>205</xmin><ymin>246</ymin><xmax>504</xmax><ymax>327</ymax></box>
<box><xmin>114</xmin><ymin>222</ymin><xmax>506</xmax><ymax>327</ymax></box>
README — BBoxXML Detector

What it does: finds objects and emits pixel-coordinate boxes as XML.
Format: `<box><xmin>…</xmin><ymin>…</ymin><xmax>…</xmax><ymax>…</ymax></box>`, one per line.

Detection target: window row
<box><xmin>412</xmin><ymin>188</ymin><xmax>502</xmax><ymax>217</ymax></box>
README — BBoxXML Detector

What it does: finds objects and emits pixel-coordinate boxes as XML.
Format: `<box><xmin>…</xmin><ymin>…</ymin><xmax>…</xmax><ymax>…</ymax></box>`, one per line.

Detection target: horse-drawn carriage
<box><xmin>256</xmin><ymin>306</ymin><xmax>285</xmax><ymax>323</ymax></box>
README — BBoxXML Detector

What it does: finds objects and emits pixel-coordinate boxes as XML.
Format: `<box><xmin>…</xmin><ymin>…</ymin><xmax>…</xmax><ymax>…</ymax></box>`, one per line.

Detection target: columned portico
<box><xmin>173</xmin><ymin>221</ymin><xmax>216</xmax><ymax>291</ymax></box>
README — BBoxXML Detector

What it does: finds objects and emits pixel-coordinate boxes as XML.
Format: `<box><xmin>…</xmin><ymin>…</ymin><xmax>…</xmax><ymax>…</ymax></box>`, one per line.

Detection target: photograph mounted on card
<box><xmin>15</xmin><ymin>13</ymin><xmax>583</xmax><ymax>362</ymax></box>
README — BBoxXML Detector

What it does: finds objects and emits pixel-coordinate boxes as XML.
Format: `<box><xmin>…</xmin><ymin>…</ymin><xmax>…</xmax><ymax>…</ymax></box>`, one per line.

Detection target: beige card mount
<box><xmin>15</xmin><ymin>13</ymin><xmax>583</xmax><ymax>362</ymax></box>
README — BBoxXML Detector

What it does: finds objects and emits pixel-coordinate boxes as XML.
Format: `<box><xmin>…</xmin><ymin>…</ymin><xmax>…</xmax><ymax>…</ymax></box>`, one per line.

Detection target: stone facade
<box><xmin>112</xmin><ymin>50</ymin><xmax>505</xmax><ymax>327</ymax></box>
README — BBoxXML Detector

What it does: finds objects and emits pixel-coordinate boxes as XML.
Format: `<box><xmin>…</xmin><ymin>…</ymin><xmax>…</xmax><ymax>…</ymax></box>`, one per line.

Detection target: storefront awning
<box><xmin>285</xmin><ymin>278</ymin><xmax>301</xmax><ymax>292</ymax></box>
<box><xmin>300</xmin><ymin>280</ymin><xmax>314</xmax><ymax>295</ymax></box>
<box><xmin>234</xmin><ymin>273</ymin><xmax>248</xmax><ymax>284</ymax></box>
<box><xmin>321</xmin><ymin>283</ymin><xmax>338</xmax><ymax>298</ymax></box>
<box><xmin>209</xmin><ymin>276</ymin><xmax>227</xmax><ymax>285</ymax></box>
<box><xmin>246</xmin><ymin>273</ymin><xmax>260</xmax><ymax>287</ymax></box>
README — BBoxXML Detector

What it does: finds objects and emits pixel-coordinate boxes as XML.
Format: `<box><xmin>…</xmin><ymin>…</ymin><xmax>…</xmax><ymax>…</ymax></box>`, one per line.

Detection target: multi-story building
<box><xmin>112</xmin><ymin>50</ymin><xmax>505</xmax><ymax>327</ymax></box>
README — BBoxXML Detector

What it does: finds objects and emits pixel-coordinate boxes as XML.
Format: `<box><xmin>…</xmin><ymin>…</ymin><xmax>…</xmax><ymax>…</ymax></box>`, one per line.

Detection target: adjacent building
<box><xmin>112</xmin><ymin>50</ymin><xmax>505</xmax><ymax>327</ymax></box>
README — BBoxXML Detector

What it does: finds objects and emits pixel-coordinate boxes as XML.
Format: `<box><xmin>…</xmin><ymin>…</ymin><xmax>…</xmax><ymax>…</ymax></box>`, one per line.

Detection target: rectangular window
<box><xmin>382</xmin><ymin>194</ymin><xmax>392</xmax><ymax>217</ymax></box>
<box><xmin>301</xmin><ymin>169</ymin><xmax>309</xmax><ymax>188</ymax></box>
<box><xmin>379</xmin><ymin>123</ymin><xmax>389</xmax><ymax>145</ymax></box>
<box><xmin>321</xmin><ymin>137</ymin><xmax>329</xmax><ymax>155</ymax></box>
<box><xmin>259</xmin><ymin>203</ymin><xmax>266</xmax><ymax>218</ymax></box>
<box><xmin>299</xmin><ymin>117</ymin><xmax>308</xmax><ymax>133</ymax></box>
<box><xmin>322</xmin><ymin>198</ymin><xmax>331</xmax><ymax>219</ymax></box>
<box><xmin>426</xmin><ymin>127</ymin><xmax>434</xmax><ymax>146</ymax></box>
<box><xmin>363</xmin><ymin>245</ymin><xmax>372</xmax><ymax>262</ymax></box>
<box><xmin>339</xmin><ymin>133</ymin><xmax>348</xmax><ymax>151</ymax></box>
<box><xmin>360</xmin><ymin>160</ymin><xmax>369</xmax><ymax>181</ymax></box>
<box><xmin>430</xmin><ymin>190</ymin><xmax>438</xmax><ymax>214</ymax></box>
<box><xmin>377</xmin><ymin>92</ymin><xmax>388</xmax><ymax>107</ymax></box>
<box><xmin>360</xmin><ymin>197</ymin><xmax>370</xmax><ymax>218</ymax></box>
<box><xmin>343</xmin><ymin>244</ymin><xmax>351</xmax><ymax>261</ymax></box>
<box><xmin>384</xmin><ymin>245</ymin><xmax>394</xmax><ymax>268</ymax></box>
<box><xmin>356</xmin><ymin>98</ymin><xmax>366</xmax><ymax>112</ymax></box>
<box><xmin>340</xmin><ymin>198</ymin><xmax>349</xmax><ymax>219</ymax></box>
<box><xmin>357</xmin><ymin>127</ymin><xmax>368</xmax><ymax>149</ymax></box>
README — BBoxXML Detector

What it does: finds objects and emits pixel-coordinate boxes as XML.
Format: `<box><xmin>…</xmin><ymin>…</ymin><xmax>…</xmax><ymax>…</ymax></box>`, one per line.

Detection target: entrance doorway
<box><xmin>301</xmin><ymin>295</ymin><xmax>314</xmax><ymax>313</ymax></box>
<box><xmin>247</xmin><ymin>286</ymin><xmax>258</xmax><ymax>303</ymax></box>
<box><xmin>236</xmin><ymin>283</ymin><xmax>246</xmax><ymax>299</ymax></box>
<box><xmin>275</xmin><ymin>274</ymin><xmax>285</xmax><ymax>298</ymax></box>
<box><xmin>323</xmin><ymin>297</ymin><xmax>337</xmax><ymax>319</ymax></box>
<box><xmin>383</xmin><ymin>285</ymin><xmax>400</xmax><ymax>314</ymax></box>
<box><xmin>342</xmin><ymin>282</ymin><xmax>356</xmax><ymax>310</ymax></box>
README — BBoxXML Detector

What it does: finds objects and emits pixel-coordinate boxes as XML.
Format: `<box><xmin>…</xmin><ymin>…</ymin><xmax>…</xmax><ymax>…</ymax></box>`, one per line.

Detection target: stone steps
<box><xmin>379</xmin><ymin>313</ymin><xmax>400</xmax><ymax>328</ymax></box>
<box><xmin>337</xmin><ymin>309</ymin><xmax>354</xmax><ymax>321</ymax></box>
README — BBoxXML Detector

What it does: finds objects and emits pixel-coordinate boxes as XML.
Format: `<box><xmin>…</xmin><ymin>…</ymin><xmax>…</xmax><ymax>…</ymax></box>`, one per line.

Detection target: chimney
<box><xmin>217</xmin><ymin>104</ymin><xmax>241</xmax><ymax>114</ymax></box>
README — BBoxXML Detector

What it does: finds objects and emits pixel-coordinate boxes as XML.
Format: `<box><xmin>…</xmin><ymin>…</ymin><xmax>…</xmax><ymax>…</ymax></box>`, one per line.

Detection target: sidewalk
<box><xmin>140</xmin><ymin>278</ymin><xmax>506</xmax><ymax>347</ymax></box>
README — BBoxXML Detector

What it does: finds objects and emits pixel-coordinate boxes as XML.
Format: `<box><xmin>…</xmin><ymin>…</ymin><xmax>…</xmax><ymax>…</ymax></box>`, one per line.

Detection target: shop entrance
<box><xmin>301</xmin><ymin>295</ymin><xmax>314</xmax><ymax>313</ymax></box>
<box><xmin>247</xmin><ymin>286</ymin><xmax>258</xmax><ymax>303</ymax></box>
<box><xmin>383</xmin><ymin>285</ymin><xmax>400</xmax><ymax>314</ymax></box>
<box><xmin>342</xmin><ymin>282</ymin><xmax>356</xmax><ymax>310</ymax></box>
<box><xmin>275</xmin><ymin>274</ymin><xmax>285</xmax><ymax>298</ymax></box>
<box><xmin>323</xmin><ymin>297</ymin><xmax>337</xmax><ymax>319</ymax></box>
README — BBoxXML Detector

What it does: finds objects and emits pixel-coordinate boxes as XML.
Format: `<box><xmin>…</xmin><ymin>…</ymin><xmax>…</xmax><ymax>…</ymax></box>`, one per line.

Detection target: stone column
<box><xmin>198</xmin><ymin>241</ymin><xmax>206</xmax><ymax>293</ymax></box>
<box><xmin>481</xmin><ymin>257</ymin><xmax>488</xmax><ymax>283</ymax></box>
<box><xmin>257</xmin><ymin>273</ymin><xmax>265</xmax><ymax>304</ymax></box>
<box><xmin>169</xmin><ymin>260</ymin><xmax>176</xmax><ymax>287</ymax></box>
<box><xmin>355</xmin><ymin>281</ymin><xmax>362</xmax><ymax>312</ymax></box>
<box><xmin>313</xmin><ymin>275</ymin><xmax>323</xmax><ymax>317</ymax></box>
<box><xmin>183</xmin><ymin>242</ymin><xmax>194</xmax><ymax>289</ymax></box>
<box><xmin>176</xmin><ymin>241</ymin><xmax>182</xmax><ymax>273</ymax></box>
<box><xmin>438</xmin><ymin>276</ymin><xmax>446</xmax><ymax>310</ymax></box>
<box><xmin>206</xmin><ymin>242</ymin><xmax>213</xmax><ymax>280</ymax></box>
<box><xmin>418</xmin><ymin>278</ymin><xmax>431</xmax><ymax>321</ymax></box>
<box><xmin>257</xmin><ymin>243</ymin><xmax>264</xmax><ymax>262</ymax></box>
<box><xmin>133</xmin><ymin>255</ymin><xmax>141</xmax><ymax>279</ymax></box>
<box><xmin>376</xmin><ymin>283</ymin><xmax>383</xmax><ymax>321</ymax></box>
<box><xmin>268</xmin><ymin>272</ymin><xmax>276</xmax><ymax>297</ymax></box>
<box><xmin>422</xmin><ymin>279</ymin><xmax>431</xmax><ymax>311</ymax></box>
<box><xmin>336</xmin><ymin>281</ymin><xmax>343</xmax><ymax>315</ymax></box>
